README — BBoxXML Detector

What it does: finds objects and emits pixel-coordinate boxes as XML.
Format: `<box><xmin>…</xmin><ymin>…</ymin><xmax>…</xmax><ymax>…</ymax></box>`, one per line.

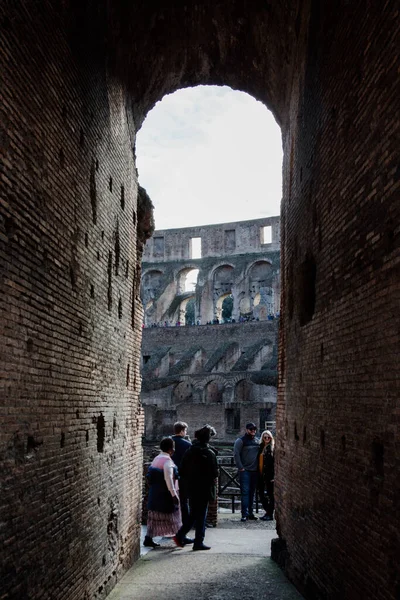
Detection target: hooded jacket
<box><xmin>179</xmin><ymin>439</ymin><xmax>218</xmax><ymax>501</ymax></box>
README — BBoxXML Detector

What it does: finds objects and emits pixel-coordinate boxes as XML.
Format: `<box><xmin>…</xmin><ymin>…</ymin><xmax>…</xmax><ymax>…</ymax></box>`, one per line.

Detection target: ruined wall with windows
<box><xmin>140</xmin><ymin>218</ymin><xmax>280</xmax><ymax>441</ymax></box>
<box><xmin>141</xmin><ymin>217</ymin><xmax>280</xmax><ymax>327</ymax></box>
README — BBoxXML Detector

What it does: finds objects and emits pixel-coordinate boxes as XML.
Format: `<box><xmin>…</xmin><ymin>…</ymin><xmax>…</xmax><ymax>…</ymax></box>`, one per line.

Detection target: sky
<box><xmin>136</xmin><ymin>85</ymin><xmax>283</xmax><ymax>231</ymax></box>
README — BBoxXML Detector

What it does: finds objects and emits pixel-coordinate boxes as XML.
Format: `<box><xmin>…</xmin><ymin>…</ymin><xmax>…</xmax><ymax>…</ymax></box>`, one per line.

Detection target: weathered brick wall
<box><xmin>0</xmin><ymin>2</ymin><xmax>143</xmax><ymax>598</ymax></box>
<box><xmin>1</xmin><ymin>1</ymin><xmax>399</xmax><ymax>599</ymax></box>
<box><xmin>275</xmin><ymin>2</ymin><xmax>400</xmax><ymax>599</ymax></box>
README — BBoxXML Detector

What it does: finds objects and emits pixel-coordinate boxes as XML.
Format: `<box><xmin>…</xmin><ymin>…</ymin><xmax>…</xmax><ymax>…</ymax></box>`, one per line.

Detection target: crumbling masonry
<box><xmin>140</xmin><ymin>218</ymin><xmax>280</xmax><ymax>441</ymax></box>
<box><xmin>0</xmin><ymin>2</ymin><xmax>399</xmax><ymax>600</ymax></box>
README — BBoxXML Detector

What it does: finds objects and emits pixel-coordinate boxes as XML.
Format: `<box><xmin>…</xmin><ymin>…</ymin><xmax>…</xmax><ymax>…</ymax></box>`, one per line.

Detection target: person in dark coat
<box><xmin>257</xmin><ymin>430</ymin><xmax>275</xmax><ymax>521</ymax></box>
<box><xmin>174</xmin><ymin>425</ymin><xmax>218</xmax><ymax>551</ymax></box>
<box><xmin>171</xmin><ymin>421</ymin><xmax>191</xmax><ymax>469</ymax></box>
<box><xmin>171</xmin><ymin>421</ymin><xmax>193</xmax><ymax>544</ymax></box>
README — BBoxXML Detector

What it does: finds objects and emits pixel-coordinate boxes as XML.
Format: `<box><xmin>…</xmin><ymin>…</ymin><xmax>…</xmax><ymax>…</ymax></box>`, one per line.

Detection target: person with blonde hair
<box><xmin>257</xmin><ymin>430</ymin><xmax>275</xmax><ymax>521</ymax></box>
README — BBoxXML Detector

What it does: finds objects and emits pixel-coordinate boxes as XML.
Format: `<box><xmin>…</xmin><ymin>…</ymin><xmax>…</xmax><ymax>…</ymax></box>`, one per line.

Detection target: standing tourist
<box><xmin>257</xmin><ymin>430</ymin><xmax>275</xmax><ymax>521</ymax></box>
<box><xmin>234</xmin><ymin>422</ymin><xmax>260</xmax><ymax>522</ymax></box>
<box><xmin>143</xmin><ymin>437</ymin><xmax>181</xmax><ymax>548</ymax></box>
<box><xmin>174</xmin><ymin>425</ymin><xmax>218</xmax><ymax>551</ymax></box>
<box><xmin>171</xmin><ymin>421</ymin><xmax>191</xmax><ymax>469</ymax></box>
<box><xmin>171</xmin><ymin>421</ymin><xmax>193</xmax><ymax>544</ymax></box>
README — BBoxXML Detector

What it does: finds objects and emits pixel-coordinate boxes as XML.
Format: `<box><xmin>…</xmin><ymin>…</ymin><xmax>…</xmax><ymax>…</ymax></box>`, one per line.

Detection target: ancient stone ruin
<box><xmin>1</xmin><ymin>2</ymin><xmax>398</xmax><ymax>600</ymax></box>
<box><xmin>141</xmin><ymin>218</ymin><xmax>280</xmax><ymax>441</ymax></box>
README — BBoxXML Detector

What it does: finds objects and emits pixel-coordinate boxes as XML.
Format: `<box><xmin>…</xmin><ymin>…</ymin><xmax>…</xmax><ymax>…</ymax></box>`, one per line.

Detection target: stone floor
<box><xmin>106</xmin><ymin>514</ymin><xmax>303</xmax><ymax>600</ymax></box>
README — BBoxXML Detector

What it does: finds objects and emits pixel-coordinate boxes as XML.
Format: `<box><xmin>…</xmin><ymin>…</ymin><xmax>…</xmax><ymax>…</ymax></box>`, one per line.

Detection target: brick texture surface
<box><xmin>0</xmin><ymin>2</ymin><xmax>144</xmax><ymax>599</ymax></box>
<box><xmin>1</xmin><ymin>1</ymin><xmax>399</xmax><ymax>600</ymax></box>
<box><xmin>277</xmin><ymin>3</ymin><xmax>400</xmax><ymax>599</ymax></box>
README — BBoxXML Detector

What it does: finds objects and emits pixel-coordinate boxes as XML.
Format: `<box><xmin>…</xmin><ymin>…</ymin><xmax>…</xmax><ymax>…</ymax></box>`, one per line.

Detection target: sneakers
<box><xmin>260</xmin><ymin>514</ymin><xmax>273</xmax><ymax>521</ymax></box>
<box><xmin>193</xmin><ymin>543</ymin><xmax>211</xmax><ymax>551</ymax></box>
<box><xmin>143</xmin><ymin>536</ymin><xmax>160</xmax><ymax>548</ymax></box>
<box><xmin>240</xmin><ymin>516</ymin><xmax>247</xmax><ymax>522</ymax></box>
<box><xmin>183</xmin><ymin>537</ymin><xmax>194</xmax><ymax>544</ymax></box>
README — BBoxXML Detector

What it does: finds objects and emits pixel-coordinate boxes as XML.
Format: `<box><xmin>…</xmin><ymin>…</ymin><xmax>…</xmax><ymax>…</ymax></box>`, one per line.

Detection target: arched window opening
<box><xmin>176</xmin><ymin>268</ymin><xmax>199</xmax><ymax>295</ymax></box>
<box><xmin>236</xmin><ymin>379</ymin><xmax>253</xmax><ymax>402</ymax></box>
<box><xmin>136</xmin><ymin>86</ymin><xmax>282</xmax><ymax>230</ymax></box>
<box><xmin>172</xmin><ymin>381</ymin><xmax>193</xmax><ymax>404</ymax></box>
<box><xmin>184</xmin><ymin>269</ymin><xmax>199</xmax><ymax>293</ymax></box>
<box><xmin>141</xmin><ymin>269</ymin><xmax>164</xmax><ymax>326</ymax></box>
<box><xmin>214</xmin><ymin>293</ymin><xmax>233</xmax><ymax>323</ymax></box>
<box><xmin>205</xmin><ymin>380</ymin><xmax>224</xmax><ymax>403</ymax></box>
<box><xmin>213</xmin><ymin>265</ymin><xmax>234</xmax><ymax>321</ymax></box>
<box><xmin>221</xmin><ymin>294</ymin><xmax>233</xmax><ymax>323</ymax></box>
<box><xmin>248</xmin><ymin>261</ymin><xmax>274</xmax><ymax>321</ymax></box>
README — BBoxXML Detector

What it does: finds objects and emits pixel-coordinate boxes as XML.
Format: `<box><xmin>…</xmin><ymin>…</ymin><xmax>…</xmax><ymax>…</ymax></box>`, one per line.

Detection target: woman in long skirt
<box><xmin>144</xmin><ymin>437</ymin><xmax>182</xmax><ymax>547</ymax></box>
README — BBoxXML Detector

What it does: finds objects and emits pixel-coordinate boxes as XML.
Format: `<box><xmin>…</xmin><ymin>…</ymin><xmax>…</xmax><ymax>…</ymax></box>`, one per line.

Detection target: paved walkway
<box><xmin>107</xmin><ymin>514</ymin><xmax>303</xmax><ymax>600</ymax></box>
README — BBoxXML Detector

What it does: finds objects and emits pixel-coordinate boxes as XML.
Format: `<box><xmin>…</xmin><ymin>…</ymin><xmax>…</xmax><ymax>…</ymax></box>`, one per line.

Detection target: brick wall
<box><xmin>276</xmin><ymin>2</ymin><xmax>400</xmax><ymax>599</ymax></box>
<box><xmin>0</xmin><ymin>2</ymin><xmax>143</xmax><ymax>598</ymax></box>
<box><xmin>1</xmin><ymin>1</ymin><xmax>399</xmax><ymax>600</ymax></box>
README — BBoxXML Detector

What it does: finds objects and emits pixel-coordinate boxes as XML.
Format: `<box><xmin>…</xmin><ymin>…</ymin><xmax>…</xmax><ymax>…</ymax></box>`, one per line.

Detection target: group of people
<box><xmin>144</xmin><ymin>422</ymin><xmax>218</xmax><ymax>551</ymax></box>
<box><xmin>143</xmin><ymin>420</ymin><xmax>275</xmax><ymax>551</ymax></box>
<box><xmin>234</xmin><ymin>422</ymin><xmax>275</xmax><ymax>522</ymax></box>
<box><xmin>143</xmin><ymin>313</ymin><xmax>280</xmax><ymax>328</ymax></box>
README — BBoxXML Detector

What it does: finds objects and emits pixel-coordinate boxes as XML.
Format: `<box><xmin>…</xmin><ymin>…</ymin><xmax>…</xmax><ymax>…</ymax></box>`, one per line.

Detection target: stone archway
<box><xmin>1</xmin><ymin>3</ymin><xmax>399</xmax><ymax>600</ymax></box>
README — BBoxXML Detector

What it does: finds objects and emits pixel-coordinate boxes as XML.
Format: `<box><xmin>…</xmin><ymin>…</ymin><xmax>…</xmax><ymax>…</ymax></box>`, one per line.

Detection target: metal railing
<box><xmin>217</xmin><ymin>455</ymin><xmax>259</xmax><ymax>514</ymax></box>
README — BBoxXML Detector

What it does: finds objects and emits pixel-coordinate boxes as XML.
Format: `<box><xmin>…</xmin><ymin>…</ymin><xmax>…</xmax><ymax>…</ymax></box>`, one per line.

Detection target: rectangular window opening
<box><xmin>143</xmin><ymin>355</ymin><xmax>151</xmax><ymax>364</ymax></box>
<box><xmin>190</xmin><ymin>237</ymin><xmax>202</xmax><ymax>259</ymax></box>
<box><xmin>153</xmin><ymin>236</ymin><xmax>165</xmax><ymax>258</ymax></box>
<box><xmin>226</xmin><ymin>408</ymin><xmax>241</xmax><ymax>432</ymax></box>
<box><xmin>224</xmin><ymin>229</ymin><xmax>236</xmax><ymax>252</ymax></box>
<box><xmin>261</xmin><ymin>225</ymin><xmax>272</xmax><ymax>244</ymax></box>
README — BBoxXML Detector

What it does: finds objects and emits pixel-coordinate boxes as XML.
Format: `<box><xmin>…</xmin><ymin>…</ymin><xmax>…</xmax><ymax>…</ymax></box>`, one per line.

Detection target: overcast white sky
<box><xmin>136</xmin><ymin>85</ymin><xmax>283</xmax><ymax>231</ymax></box>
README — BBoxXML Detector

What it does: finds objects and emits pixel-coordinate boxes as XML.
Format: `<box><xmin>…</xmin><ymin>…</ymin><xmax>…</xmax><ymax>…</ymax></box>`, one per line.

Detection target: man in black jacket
<box><xmin>174</xmin><ymin>425</ymin><xmax>218</xmax><ymax>551</ymax></box>
<box><xmin>171</xmin><ymin>421</ymin><xmax>192</xmax><ymax>543</ymax></box>
<box><xmin>171</xmin><ymin>421</ymin><xmax>191</xmax><ymax>469</ymax></box>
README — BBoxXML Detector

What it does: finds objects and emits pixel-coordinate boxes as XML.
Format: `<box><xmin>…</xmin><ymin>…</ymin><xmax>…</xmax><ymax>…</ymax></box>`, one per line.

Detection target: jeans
<box><xmin>239</xmin><ymin>470</ymin><xmax>258</xmax><ymax>518</ymax></box>
<box><xmin>177</xmin><ymin>496</ymin><xmax>209</xmax><ymax>545</ymax></box>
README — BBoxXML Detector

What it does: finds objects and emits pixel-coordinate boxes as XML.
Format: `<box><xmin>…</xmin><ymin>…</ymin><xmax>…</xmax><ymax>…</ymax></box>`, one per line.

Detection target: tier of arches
<box><xmin>171</xmin><ymin>377</ymin><xmax>273</xmax><ymax>405</ymax></box>
<box><xmin>141</xmin><ymin>258</ymin><xmax>280</xmax><ymax>327</ymax></box>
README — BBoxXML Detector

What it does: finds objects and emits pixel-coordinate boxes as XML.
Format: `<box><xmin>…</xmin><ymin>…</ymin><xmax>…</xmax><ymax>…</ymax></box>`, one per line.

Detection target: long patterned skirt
<box><xmin>146</xmin><ymin>508</ymin><xmax>182</xmax><ymax>538</ymax></box>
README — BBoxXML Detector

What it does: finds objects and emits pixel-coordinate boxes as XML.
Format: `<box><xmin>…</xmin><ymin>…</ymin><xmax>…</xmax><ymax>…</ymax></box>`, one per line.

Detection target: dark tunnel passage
<box><xmin>0</xmin><ymin>1</ymin><xmax>399</xmax><ymax>599</ymax></box>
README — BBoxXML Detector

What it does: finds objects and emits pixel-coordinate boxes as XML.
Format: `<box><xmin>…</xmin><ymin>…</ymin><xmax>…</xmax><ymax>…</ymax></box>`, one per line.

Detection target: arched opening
<box><xmin>205</xmin><ymin>380</ymin><xmax>224</xmax><ymax>403</ymax></box>
<box><xmin>212</xmin><ymin>264</ymin><xmax>235</xmax><ymax>321</ymax></box>
<box><xmin>247</xmin><ymin>260</ymin><xmax>275</xmax><ymax>321</ymax></box>
<box><xmin>141</xmin><ymin>269</ymin><xmax>164</xmax><ymax>325</ymax></box>
<box><xmin>172</xmin><ymin>381</ymin><xmax>193</xmax><ymax>404</ymax></box>
<box><xmin>177</xmin><ymin>267</ymin><xmax>199</xmax><ymax>295</ymax></box>
<box><xmin>235</xmin><ymin>379</ymin><xmax>253</xmax><ymax>403</ymax></box>
<box><xmin>136</xmin><ymin>87</ymin><xmax>282</xmax><ymax>229</ymax></box>
<box><xmin>221</xmin><ymin>294</ymin><xmax>233</xmax><ymax>323</ymax></box>
<box><xmin>183</xmin><ymin>268</ymin><xmax>199</xmax><ymax>293</ymax></box>
<box><xmin>4</xmin><ymin>4</ymin><xmax>398</xmax><ymax>600</ymax></box>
